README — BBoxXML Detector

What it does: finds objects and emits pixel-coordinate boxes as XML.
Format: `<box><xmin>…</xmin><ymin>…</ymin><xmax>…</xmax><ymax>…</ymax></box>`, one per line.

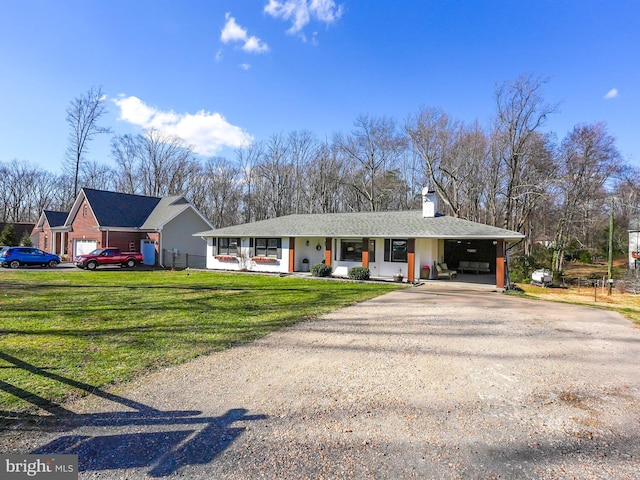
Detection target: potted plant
<box><xmin>301</xmin><ymin>258</ymin><xmax>310</xmax><ymax>272</ymax></box>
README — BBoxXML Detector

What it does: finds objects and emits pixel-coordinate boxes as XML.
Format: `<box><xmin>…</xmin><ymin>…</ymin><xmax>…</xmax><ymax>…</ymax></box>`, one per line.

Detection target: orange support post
<box><xmin>289</xmin><ymin>237</ymin><xmax>295</xmax><ymax>272</ymax></box>
<box><xmin>325</xmin><ymin>237</ymin><xmax>332</xmax><ymax>266</ymax></box>
<box><xmin>362</xmin><ymin>237</ymin><xmax>369</xmax><ymax>268</ymax></box>
<box><xmin>407</xmin><ymin>238</ymin><xmax>415</xmax><ymax>282</ymax></box>
<box><xmin>496</xmin><ymin>240</ymin><xmax>505</xmax><ymax>289</ymax></box>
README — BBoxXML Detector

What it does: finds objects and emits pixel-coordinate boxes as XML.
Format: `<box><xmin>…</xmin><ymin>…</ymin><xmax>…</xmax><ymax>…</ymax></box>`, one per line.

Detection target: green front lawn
<box><xmin>0</xmin><ymin>270</ymin><xmax>400</xmax><ymax>412</ymax></box>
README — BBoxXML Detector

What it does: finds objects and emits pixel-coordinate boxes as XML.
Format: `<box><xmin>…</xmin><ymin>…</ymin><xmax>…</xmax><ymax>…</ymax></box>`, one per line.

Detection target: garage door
<box><xmin>74</xmin><ymin>239</ymin><xmax>97</xmax><ymax>257</ymax></box>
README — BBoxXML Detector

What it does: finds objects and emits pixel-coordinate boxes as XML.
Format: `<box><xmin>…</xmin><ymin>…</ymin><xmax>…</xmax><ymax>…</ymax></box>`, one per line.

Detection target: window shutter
<box><xmin>384</xmin><ymin>239</ymin><xmax>390</xmax><ymax>262</ymax></box>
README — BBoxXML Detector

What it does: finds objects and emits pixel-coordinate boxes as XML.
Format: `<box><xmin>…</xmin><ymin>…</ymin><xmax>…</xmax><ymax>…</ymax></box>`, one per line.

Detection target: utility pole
<box><xmin>607</xmin><ymin>197</ymin><xmax>614</xmax><ymax>295</ymax></box>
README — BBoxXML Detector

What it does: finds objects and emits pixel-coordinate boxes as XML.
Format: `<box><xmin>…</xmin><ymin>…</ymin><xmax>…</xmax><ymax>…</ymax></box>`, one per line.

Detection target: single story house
<box><xmin>32</xmin><ymin>188</ymin><xmax>213</xmax><ymax>267</ymax></box>
<box><xmin>194</xmin><ymin>189</ymin><xmax>525</xmax><ymax>289</ymax></box>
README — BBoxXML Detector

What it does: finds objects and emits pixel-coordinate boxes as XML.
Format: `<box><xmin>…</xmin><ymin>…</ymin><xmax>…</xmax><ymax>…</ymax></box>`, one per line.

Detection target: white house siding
<box><xmin>415</xmin><ymin>238</ymin><xmax>438</xmax><ymax>279</ymax></box>
<box><xmin>205</xmin><ymin>235</ymin><xmax>439</xmax><ymax>281</ymax></box>
<box><xmin>294</xmin><ymin>237</ymin><xmax>325</xmax><ymax>270</ymax></box>
<box><xmin>328</xmin><ymin>237</ymin><xmax>439</xmax><ymax>280</ymax></box>
<box><xmin>630</xmin><ymin>229</ymin><xmax>639</xmax><ymax>269</ymax></box>
<box><xmin>206</xmin><ymin>237</ymin><xmax>291</xmax><ymax>273</ymax></box>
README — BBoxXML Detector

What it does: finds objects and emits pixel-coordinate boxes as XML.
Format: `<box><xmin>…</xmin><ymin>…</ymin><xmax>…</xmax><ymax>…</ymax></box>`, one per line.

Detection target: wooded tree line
<box><xmin>2</xmin><ymin>74</ymin><xmax>639</xmax><ymax>271</ymax></box>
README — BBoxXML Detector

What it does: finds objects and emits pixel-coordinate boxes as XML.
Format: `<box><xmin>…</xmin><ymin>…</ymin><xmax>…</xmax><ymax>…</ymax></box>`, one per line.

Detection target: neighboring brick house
<box><xmin>32</xmin><ymin>211</ymin><xmax>69</xmax><ymax>257</ymax></box>
<box><xmin>32</xmin><ymin>188</ymin><xmax>213</xmax><ymax>266</ymax></box>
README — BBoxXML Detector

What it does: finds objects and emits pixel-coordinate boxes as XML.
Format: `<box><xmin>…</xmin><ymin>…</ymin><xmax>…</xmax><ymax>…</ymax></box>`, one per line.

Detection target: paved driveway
<box><xmin>2</xmin><ymin>285</ymin><xmax>640</xmax><ymax>479</ymax></box>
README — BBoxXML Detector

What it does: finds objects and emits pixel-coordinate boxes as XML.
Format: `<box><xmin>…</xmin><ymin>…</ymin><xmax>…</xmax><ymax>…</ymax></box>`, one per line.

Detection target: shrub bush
<box><xmin>310</xmin><ymin>263</ymin><xmax>332</xmax><ymax>277</ymax></box>
<box><xmin>509</xmin><ymin>255</ymin><xmax>536</xmax><ymax>283</ymax></box>
<box><xmin>348</xmin><ymin>266</ymin><xmax>370</xmax><ymax>281</ymax></box>
<box><xmin>578</xmin><ymin>250</ymin><xmax>593</xmax><ymax>264</ymax></box>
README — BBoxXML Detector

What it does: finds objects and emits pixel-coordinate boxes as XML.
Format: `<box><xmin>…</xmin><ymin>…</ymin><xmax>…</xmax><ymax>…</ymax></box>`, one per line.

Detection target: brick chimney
<box><xmin>422</xmin><ymin>187</ymin><xmax>438</xmax><ymax>218</ymax></box>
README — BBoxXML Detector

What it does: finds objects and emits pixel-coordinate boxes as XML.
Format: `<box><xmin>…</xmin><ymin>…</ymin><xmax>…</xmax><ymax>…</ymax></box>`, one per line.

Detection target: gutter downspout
<box><xmin>504</xmin><ymin>238</ymin><xmax>524</xmax><ymax>290</ymax></box>
<box><xmin>158</xmin><ymin>227</ymin><xmax>164</xmax><ymax>268</ymax></box>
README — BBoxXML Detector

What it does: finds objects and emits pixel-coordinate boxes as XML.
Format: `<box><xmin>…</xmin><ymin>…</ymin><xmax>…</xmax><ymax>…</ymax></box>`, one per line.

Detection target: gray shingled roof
<box><xmin>141</xmin><ymin>196</ymin><xmax>191</xmax><ymax>229</ymax></box>
<box><xmin>83</xmin><ymin>188</ymin><xmax>161</xmax><ymax>228</ymax></box>
<box><xmin>44</xmin><ymin>210</ymin><xmax>68</xmax><ymax>228</ymax></box>
<box><xmin>194</xmin><ymin>211</ymin><xmax>524</xmax><ymax>240</ymax></box>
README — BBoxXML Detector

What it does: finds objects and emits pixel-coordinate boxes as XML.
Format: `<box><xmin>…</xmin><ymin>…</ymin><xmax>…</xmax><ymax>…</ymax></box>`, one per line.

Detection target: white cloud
<box><xmin>604</xmin><ymin>88</ymin><xmax>619</xmax><ymax>100</ymax></box>
<box><xmin>113</xmin><ymin>95</ymin><xmax>254</xmax><ymax>155</ymax></box>
<box><xmin>264</xmin><ymin>0</ymin><xmax>343</xmax><ymax>35</ymax></box>
<box><xmin>239</xmin><ymin>63</ymin><xmax>251</xmax><ymax>71</ymax></box>
<box><xmin>221</xmin><ymin>12</ymin><xmax>269</xmax><ymax>53</ymax></box>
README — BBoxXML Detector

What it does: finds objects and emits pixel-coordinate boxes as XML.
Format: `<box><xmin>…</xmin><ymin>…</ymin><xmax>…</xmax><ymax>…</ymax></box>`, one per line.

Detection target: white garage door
<box><xmin>74</xmin><ymin>240</ymin><xmax>97</xmax><ymax>257</ymax></box>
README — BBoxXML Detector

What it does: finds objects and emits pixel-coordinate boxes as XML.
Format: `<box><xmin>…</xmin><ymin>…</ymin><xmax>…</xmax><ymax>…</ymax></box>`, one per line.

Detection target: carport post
<box><xmin>325</xmin><ymin>237</ymin><xmax>332</xmax><ymax>266</ymax></box>
<box><xmin>496</xmin><ymin>240</ymin><xmax>505</xmax><ymax>289</ymax></box>
<box><xmin>407</xmin><ymin>238</ymin><xmax>415</xmax><ymax>282</ymax></box>
<box><xmin>289</xmin><ymin>237</ymin><xmax>295</xmax><ymax>272</ymax></box>
<box><xmin>362</xmin><ymin>237</ymin><xmax>369</xmax><ymax>268</ymax></box>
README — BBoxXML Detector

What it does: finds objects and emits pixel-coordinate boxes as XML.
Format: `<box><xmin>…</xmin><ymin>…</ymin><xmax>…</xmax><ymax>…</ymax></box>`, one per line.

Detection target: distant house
<box><xmin>32</xmin><ymin>211</ymin><xmax>69</xmax><ymax>254</ymax></box>
<box><xmin>193</xmin><ymin>189</ymin><xmax>524</xmax><ymax>289</ymax></box>
<box><xmin>628</xmin><ymin>219</ymin><xmax>640</xmax><ymax>269</ymax></box>
<box><xmin>0</xmin><ymin>222</ymin><xmax>36</xmax><ymax>244</ymax></box>
<box><xmin>31</xmin><ymin>188</ymin><xmax>213</xmax><ymax>267</ymax></box>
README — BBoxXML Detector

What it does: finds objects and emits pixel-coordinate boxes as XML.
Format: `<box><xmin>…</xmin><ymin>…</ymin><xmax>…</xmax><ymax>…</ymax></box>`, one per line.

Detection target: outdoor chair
<box><xmin>436</xmin><ymin>263</ymin><xmax>457</xmax><ymax>280</ymax></box>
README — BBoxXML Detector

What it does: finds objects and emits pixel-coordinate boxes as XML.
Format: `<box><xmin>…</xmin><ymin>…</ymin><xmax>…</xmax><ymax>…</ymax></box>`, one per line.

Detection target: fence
<box><xmin>162</xmin><ymin>249</ymin><xmax>207</xmax><ymax>269</ymax></box>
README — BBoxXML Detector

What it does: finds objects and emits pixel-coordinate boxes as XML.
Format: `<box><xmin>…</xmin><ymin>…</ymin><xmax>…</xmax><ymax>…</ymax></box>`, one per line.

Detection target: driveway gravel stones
<box><xmin>2</xmin><ymin>285</ymin><xmax>639</xmax><ymax>479</ymax></box>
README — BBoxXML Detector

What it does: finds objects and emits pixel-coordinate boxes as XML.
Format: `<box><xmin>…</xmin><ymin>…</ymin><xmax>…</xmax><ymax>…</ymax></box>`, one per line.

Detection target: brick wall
<box><xmin>67</xmin><ymin>199</ymin><xmax>102</xmax><ymax>254</ymax></box>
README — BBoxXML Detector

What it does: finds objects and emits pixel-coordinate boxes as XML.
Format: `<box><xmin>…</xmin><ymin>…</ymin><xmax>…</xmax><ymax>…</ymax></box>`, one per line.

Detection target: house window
<box><xmin>384</xmin><ymin>239</ymin><xmax>408</xmax><ymax>262</ymax></box>
<box><xmin>369</xmin><ymin>239</ymin><xmax>376</xmax><ymax>262</ymax></box>
<box><xmin>83</xmin><ymin>204</ymin><xmax>88</xmax><ymax>216</ymax></box>
<box><xmin>44</xmin><ymin>236</ymin><xmax>48</xmax><ymax>250</ymax></box>
<box><xmin>255</xmin><ymin>238</ymin><xmax>281</xmax><ymax>258</ymax></box>
<box><xmin>341</xmin><ymin>240</ymin><xmax>363</xmax><ymax>261</ymax></box>
<box><xmin>218</xmin><ymin>237</ymin><xmax>240</xmax><ymax>256</ymax></box>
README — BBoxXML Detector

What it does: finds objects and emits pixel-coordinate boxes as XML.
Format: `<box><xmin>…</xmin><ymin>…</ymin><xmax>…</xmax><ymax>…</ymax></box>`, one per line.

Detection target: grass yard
<box><xmin>514</xmin><ymin>283</ymin><xmax>640</xmax><ymax>326</ymax></box>
<box><xmin>0</xmin><ymin>270</ymin><xmax>400</xmax><ymax>413</ymax></box>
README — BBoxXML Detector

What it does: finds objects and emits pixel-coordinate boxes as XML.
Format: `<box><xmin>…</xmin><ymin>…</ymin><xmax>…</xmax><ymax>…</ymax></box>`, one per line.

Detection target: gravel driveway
<box><xmin>3</xmin><ymin>285</ymin><xmax>640</xmax><ymax>479</ymax></box>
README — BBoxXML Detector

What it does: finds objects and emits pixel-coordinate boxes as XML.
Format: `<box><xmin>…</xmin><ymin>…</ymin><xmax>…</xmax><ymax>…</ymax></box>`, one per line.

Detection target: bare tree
<box><xmin>65</xmin><ymin>86</ymin><xmax>112</xmax><ymax>199</ymax></box>
<box><xmin>236</xmin><ymin>142</ymin><xmax>265</xmax><ymax>223</ymax></box>
<box><xmin>110</xmin><ymin>129</ymin><xmax>197</xmax><ymax>197</ymax></box>
<box><xmin>337</xmin><ymin>114</ymin><xmax>406</xmax><ymax>211</ymax></box>
<box><xmin>111</xmin><ymin>134</ymin><xmax>142</xmax><ymax>194</ymax></box>
<box><xmin>493</xmin><ymin>74</ymin><xmax>559</xmax><ymax>231</ymax></box>
<box><xmin>304</xmin><ymin>141</ymin><xmax>345</xmax><ymax>213</ymax></box>
<box><xmin>80</xmin><ymin>161</ymin><xmax>116</xmax><ymax>191</ymax></box>
<box><xmin>189</xmin><ymin>157</ymin><xmax>243</xmax><ymax>228</ymax></box>
<box><xmin>0</xmin><ymin>159</ymin><xmax>59</xmax><ymax>221</ymax></box>
<box><xmin>256</xmin><ymin>133</ymin><xmax>295</xmax><ymax>218</ymax></box>
<box><xmin>552</xmin><ymin>123</ymin><xmax>622</xmax><ymax>273</ymax></box>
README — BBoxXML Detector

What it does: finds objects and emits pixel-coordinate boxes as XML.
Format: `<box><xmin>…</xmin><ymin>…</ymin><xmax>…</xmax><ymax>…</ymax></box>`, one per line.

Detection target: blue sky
<box><xmin>1</xmin><ymin>0</ymin><xmax>638</xmax><ymax>173</ymax></box>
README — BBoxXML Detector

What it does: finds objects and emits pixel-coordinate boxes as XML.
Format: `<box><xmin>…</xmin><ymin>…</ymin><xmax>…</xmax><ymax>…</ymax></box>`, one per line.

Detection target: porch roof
<box><xmin>194</xmin><ymin>211</ymin><xmax>524</xmax><ymax>241</ymax></box>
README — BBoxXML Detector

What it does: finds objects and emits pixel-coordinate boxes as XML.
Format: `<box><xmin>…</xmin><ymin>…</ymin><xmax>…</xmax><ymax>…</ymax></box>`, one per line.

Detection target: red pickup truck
<box><xmin>74</xmin><ymin>248</ymin><xmax>144</xmax><ymax>270</ymax></box>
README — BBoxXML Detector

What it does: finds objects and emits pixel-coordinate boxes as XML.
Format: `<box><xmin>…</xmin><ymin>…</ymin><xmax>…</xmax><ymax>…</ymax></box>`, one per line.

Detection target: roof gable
<box><xmin>44</xmin><ymin>210</ymin><xmax>69</xmax><ymax>228</ymax></box>
<box><xmin>141</xmin><ymin>195</ymin><xmax>213</xmax><ymax>230</ymax></box>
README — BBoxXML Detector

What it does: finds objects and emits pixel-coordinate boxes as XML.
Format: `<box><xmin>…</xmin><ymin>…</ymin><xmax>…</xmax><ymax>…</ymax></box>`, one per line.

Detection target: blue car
<box><xmin>0</xmin><ymin>247</ymin><xmax>61</xmax><ymax>268</ymax></box>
